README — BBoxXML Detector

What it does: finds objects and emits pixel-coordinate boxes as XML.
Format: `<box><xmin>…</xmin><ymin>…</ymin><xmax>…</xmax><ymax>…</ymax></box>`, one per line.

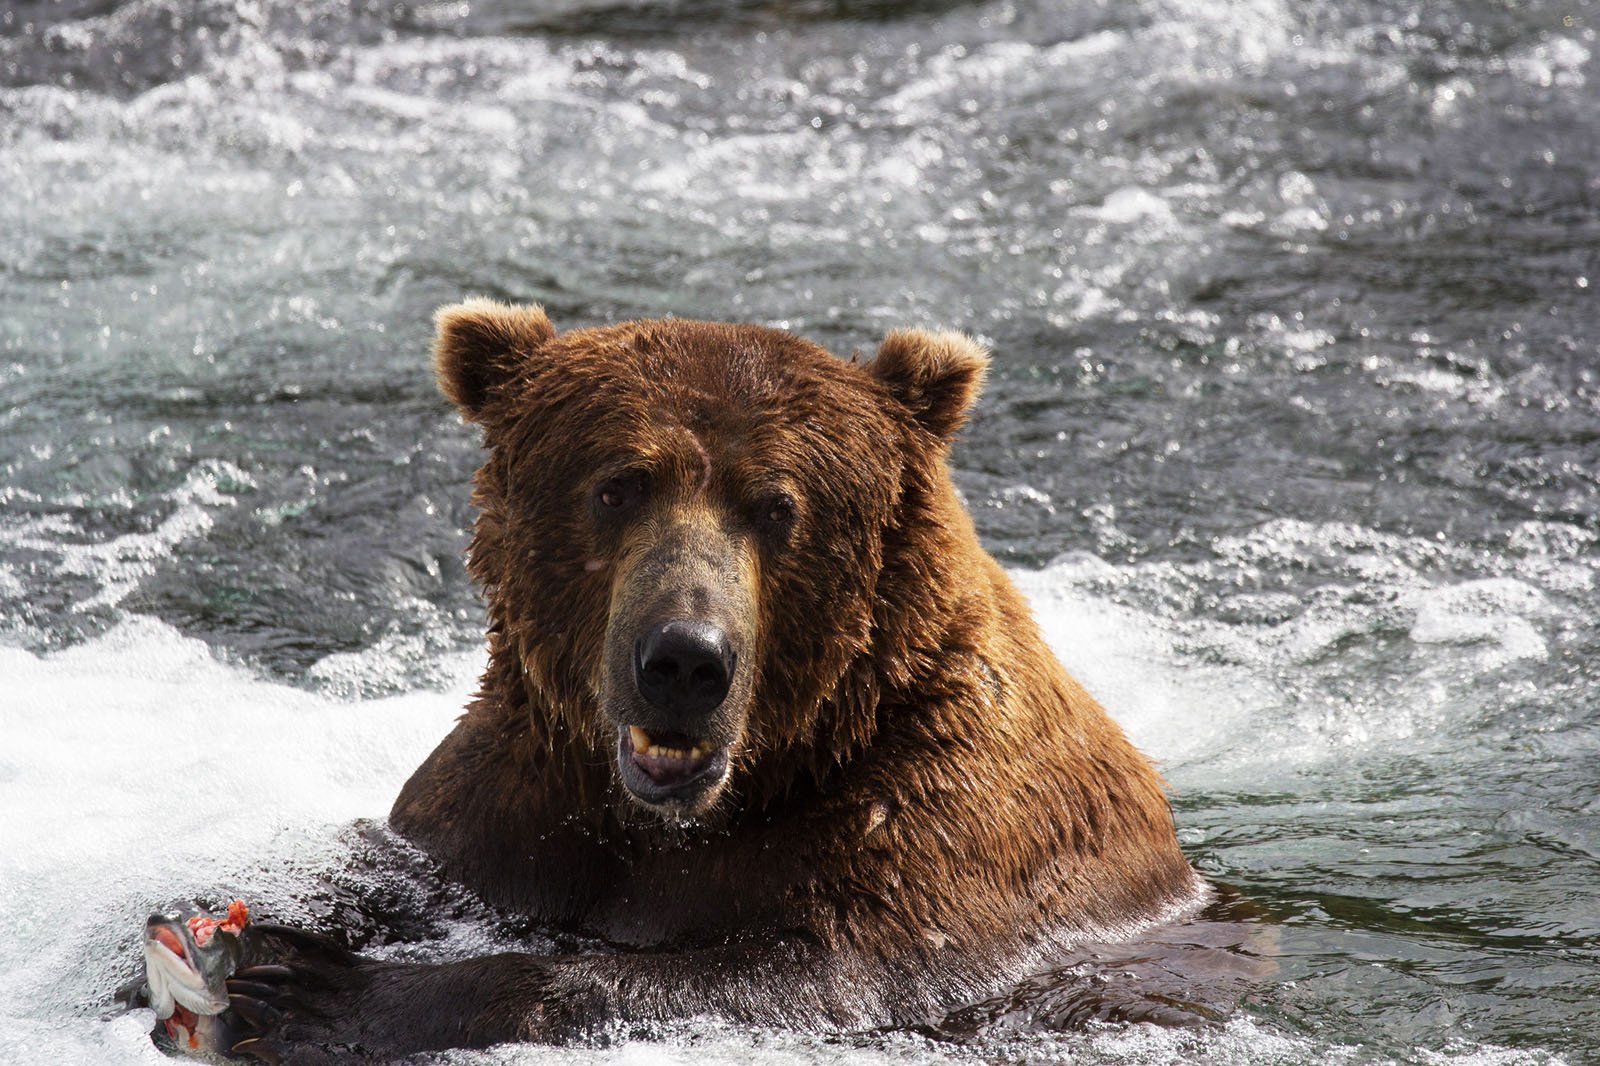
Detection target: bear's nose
<box><xmin>634</xmin><ymin>620</ymin><xmax>736</xmax><ymax>719</ymax></box>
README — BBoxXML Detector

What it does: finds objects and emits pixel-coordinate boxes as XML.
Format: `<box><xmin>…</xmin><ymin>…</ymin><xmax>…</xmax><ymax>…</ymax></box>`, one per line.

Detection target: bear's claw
<box><xmin>226</xmin><ymin>993</ymin><xmax>285</xmax><ymax>1031</ymax></box>
<box><xmin>229</xmin><ymin>1036</ymin><xmax>285</xmax><ymax>1064</ymax></box>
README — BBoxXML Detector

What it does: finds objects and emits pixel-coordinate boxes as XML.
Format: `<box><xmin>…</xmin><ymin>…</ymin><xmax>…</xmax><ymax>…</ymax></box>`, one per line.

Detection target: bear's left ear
<box><xmin>867</xmin><ymin>328</ymin><xmax>989</xmax><ymax>440</ymax></box>
<box><xmin>433</xmin><ymin>299</ymin><xmax>557</xmax><ymax>421</ymax></box>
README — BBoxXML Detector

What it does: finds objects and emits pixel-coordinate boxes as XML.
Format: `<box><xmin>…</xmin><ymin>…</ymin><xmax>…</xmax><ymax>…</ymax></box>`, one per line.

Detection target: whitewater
<box><xmin>2</xmin><ymin>0</ymin><xmax>1597</xmax><ymax>1061</ymax></box>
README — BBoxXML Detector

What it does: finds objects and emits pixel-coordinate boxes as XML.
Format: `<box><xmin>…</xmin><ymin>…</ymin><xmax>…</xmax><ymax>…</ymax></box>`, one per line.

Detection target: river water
<box><xmin>1</xmin><ymin>0</ymin><xmax>1597</xmax><ymax>1062</ymax></box>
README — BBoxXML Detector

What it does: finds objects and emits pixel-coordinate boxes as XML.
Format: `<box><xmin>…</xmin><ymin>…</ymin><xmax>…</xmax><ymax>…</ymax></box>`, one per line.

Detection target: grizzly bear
<box><xmin>224</xmin><ymin>303</ymin><xmax>1206</xmax><ymax>1062</ymax></box>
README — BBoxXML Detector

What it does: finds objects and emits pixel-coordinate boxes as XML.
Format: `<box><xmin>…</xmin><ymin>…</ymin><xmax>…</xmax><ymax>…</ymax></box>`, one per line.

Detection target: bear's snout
<box><xmin>634</xmin><ymin>620</ymin><xmax>736</xmax><ymax>720</ymax></box>
<box><xmin>599</xmin><ymin>517</ymin><xmax>756</xmax><ymax>818</ymax></box>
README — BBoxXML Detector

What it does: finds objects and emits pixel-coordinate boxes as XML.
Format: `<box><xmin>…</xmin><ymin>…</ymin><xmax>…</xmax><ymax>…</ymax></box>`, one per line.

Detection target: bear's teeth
<box><xmin>628</xmin><ymin>726</ymin><xmax>716</xmax><ymax>761</ymax></box>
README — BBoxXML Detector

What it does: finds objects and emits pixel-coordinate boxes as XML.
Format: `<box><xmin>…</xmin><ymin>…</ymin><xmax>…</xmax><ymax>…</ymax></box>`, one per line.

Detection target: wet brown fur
<box><xmin>243</xmin><ymin>302</ymin><xmax>1205</xmax><ymax>1057</ymax></box>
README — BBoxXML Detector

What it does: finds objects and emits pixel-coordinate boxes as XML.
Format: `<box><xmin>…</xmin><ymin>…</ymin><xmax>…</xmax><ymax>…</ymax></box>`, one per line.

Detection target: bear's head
<box><xmin>434</xmin><ymin>301</ymin><xmax>987</xmax><ymax>821</ymax></box>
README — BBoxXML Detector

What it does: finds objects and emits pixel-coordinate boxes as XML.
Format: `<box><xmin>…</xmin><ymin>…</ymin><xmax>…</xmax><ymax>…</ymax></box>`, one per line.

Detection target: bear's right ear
<box><xmin>868</xmin><ymin>328</ymin><xmax>989</xmax><ymax>440</ymax></box>
<box><xmin>433</xmin><ymin>299</ymin><xmax>557</xmax><ymax>420</ymax></box>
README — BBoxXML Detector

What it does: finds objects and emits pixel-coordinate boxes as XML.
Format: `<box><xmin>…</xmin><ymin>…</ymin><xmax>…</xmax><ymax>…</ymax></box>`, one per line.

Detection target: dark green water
<box><xmin>1</xmin><ymin>0</ymin><xmax>1597</xmax><ymax>1062</ymax></box>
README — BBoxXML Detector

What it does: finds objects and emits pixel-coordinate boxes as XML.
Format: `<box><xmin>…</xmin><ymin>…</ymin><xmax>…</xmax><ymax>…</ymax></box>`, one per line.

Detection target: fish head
<box><xmin>141</xmin><ymin>904</ymin><xmax>242</xmax><ymax>1019</ymax></box>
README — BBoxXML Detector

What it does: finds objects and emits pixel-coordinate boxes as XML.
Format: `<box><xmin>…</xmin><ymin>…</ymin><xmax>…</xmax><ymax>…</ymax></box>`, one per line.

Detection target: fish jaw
<box><xmin>142</xmin><ymin>936</ymin><xmax>229</xmax><ymax>1017</ymax></box>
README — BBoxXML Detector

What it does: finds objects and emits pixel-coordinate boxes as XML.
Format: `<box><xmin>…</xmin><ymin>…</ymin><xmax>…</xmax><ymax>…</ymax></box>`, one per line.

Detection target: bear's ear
<box><xmin>867</xmin><ymin>328</ymin><xmax>989</xmax><ymax>440</ymax></box>
<box><xmin>433</xmin><ymin>299</ymin><xmax>557</xmax><ymax>420</ymax></box>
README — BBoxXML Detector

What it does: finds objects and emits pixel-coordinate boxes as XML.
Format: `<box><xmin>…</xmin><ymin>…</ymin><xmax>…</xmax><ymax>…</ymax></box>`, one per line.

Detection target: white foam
<box><xmin>1011</xmin><ymin>554</ymin><xmax>1269</xmax><ymax>775</ymax></box>
<box><xmin>419</xmin><ymin>1016</ymin><xmax>1573</xmax><ymax>1066</ymax></box>
<box><xmin>0</xmin><ymin>618</ymin><xmax>471</xmax><ymax>1058</ymax></box>
<box><xmin>1079</xmin><ymin>188</ymin><xmax>1176</xmax><ymax>225</ymax></box>
<box><xmin>0</xmin><ymin>563</ymin><xmax>22</xmax><ymax>597</ymax></box>
<box><xmin>1505</xmin><ymin>37</ymin><xmax>1590</xmax><ymax>89</ymax></box>
<box><xmin>1405</xmin><ymin>578</ymin><xmax>1552</xmax><ymax>667</ymax></box>
<box><xmin>879</xmin><ymin>31</ymin><xmax>1126</xmax><ymax>114</ymax></box>
<box><xmin>1006</xmin><ymin>517</ymin><xmax>1589</xmax><ymax>790</ymax></box>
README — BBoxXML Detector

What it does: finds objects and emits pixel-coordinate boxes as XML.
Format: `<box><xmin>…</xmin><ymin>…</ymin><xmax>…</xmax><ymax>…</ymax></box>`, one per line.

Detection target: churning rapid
<box><xmin>1</xmin><ymin>0</ymin><xmax>1596</xmax><ymax>1062</ymax></box>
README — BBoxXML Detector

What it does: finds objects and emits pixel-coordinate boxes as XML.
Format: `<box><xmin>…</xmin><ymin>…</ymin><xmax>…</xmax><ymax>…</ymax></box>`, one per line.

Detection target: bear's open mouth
<box><xmin>617</xmin><ymin>724</ymin><xmax>729</xmax><ymax>808</ymax></box>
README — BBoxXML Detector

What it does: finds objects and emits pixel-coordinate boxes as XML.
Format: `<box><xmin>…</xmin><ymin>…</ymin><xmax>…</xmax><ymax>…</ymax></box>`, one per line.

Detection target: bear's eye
<box><xmin>595</xmin><ymin>473</ymin><xmax>645</xmax><ymax>512</ymax></box>
<box><xmin>759</xmin><ymin>493</ymin><xmax>796</xmax><ymax>529</ymax></box>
